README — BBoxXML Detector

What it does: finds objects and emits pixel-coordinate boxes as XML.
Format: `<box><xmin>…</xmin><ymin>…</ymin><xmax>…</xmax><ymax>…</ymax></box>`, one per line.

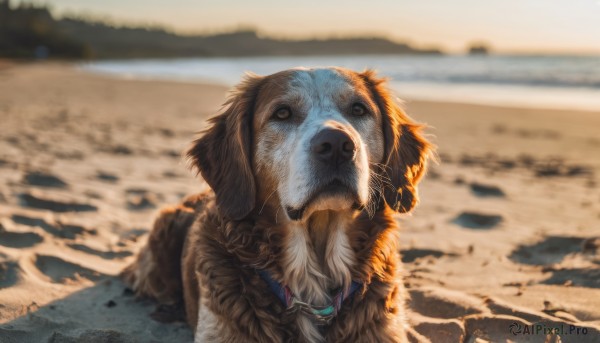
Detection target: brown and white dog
<box><xmin>122</xmin><ymin>67</ymin><xmax>432</xmax><ymax>343</ymax></box>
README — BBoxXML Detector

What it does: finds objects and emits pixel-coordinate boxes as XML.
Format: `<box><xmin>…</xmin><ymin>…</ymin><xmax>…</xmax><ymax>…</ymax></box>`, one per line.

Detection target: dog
<box><xmin>122</xmin><ymin>67</ymin><xmax>432</xmax><ymax>343</ymax></box>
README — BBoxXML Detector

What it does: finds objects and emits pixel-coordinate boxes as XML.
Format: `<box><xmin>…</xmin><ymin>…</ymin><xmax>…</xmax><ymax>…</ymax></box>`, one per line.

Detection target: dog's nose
<box><xmin>311</xmin><ymin>128</ymin><xmax>356</xmax><ymax>165</ymax></box>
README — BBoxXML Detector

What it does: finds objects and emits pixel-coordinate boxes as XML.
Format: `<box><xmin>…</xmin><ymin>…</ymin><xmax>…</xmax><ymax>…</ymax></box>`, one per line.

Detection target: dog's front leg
<box><xmin>194</xmin><ymin>304</ymin><xmax>223</xmax><ymax>343</ymax></box>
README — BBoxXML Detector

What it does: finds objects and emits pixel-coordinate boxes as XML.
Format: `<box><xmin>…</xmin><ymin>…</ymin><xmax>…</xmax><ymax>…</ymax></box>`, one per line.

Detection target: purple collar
<box><xmin>258</xmin><ymin>269</ymin><xmax>362</xmax><ymax>326</ymax></box>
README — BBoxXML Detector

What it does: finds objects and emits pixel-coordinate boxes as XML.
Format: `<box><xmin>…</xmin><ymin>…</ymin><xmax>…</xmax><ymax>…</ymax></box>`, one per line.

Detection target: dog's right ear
<box><xmin>187</xmin><ymin>74</ymin><xmax>264</xmax><ymax>220</ymax></box>
<box><xmin>360</xmin><ymin>70</ymin><xmax>433</xmax><ymax>214</ymax></box>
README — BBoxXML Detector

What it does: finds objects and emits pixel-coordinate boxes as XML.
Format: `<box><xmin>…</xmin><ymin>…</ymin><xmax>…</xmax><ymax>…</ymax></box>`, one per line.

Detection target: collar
<box><xmin>257</xmin><ymin>269</ymin><xmax>362</xmax><ymax>326</ymax></box>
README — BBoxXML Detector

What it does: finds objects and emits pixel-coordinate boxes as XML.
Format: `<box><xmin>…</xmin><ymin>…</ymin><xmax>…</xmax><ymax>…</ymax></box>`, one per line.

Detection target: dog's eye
<box><xmin>273</xmin><ymin>107</ymin><xmax>292</xmax><ymax>120</ymax></box>
<box><xmin>351</xmin><ymin>103</ymin><xmax>368</xmax><ymax>116</ymax></box>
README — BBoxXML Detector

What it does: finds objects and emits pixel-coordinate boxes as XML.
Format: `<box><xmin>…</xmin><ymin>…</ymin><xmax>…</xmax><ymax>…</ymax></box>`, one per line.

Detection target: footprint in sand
<box><xmin>96</xmin><ymin>171</ymin><xmax>120</xmax><ymax>183</ymax></box>
<box><xmin>452</xmin><ymin>212</ymin><xmax>503</xmax><ymax>229</ymax></box>
<box><xmin>469</xmin><ymin>182</ymin><xmax>505</xmax><ymax>198</ymax></box>
<box><xmin>509</xmin><ymin>235</ymin><xmax>585</xmax><ymax>266</ymax></box>
<box><xmin>542</xmin><ymin>268</ymin><xmax>600</xmax><ymax>288</ymax></box>
<box><xmin>163</xmin><ymin>149</ymin><xmax>181</xmax><ymax>159</ymax></box>
<box><xmin>162</xmin><ymin>170</ymin><xmax>182</xmax><ymax>178</ymax></box>
<box><xmin>409</xmin><ymin>319</ymin><xmax>465</xmax><ymax>343</ymax></box>
<box><xmin>33</xmin><ymin>254</ymin><xmax>105</xmax><ymax>283</ymax></box>
<box><xmin>534</xmin><ymin>160</ymin><xmax>594</xmax><ymax>178</ymax></box>
<box><xmin>18</xmin><ymin>192</ymin><xmax>97</xmax><ymax>212</ymax></box>
<box><xmin>116</xmin><ymin>228</ymin><xmax>148</xmax><ymax>245</ymax></box>
<box><xmin>125</xmin><ymin>188</ymin><xmax>160</xmax><ymax>211</ymax></box>
<box><xmin>104</xmin><ymin>144</ymin><xmax>133</xmax><ymax>155</ymax></box>
<box><xmin>401</xmin><ymin>248</ymin><xmax>459</xmax><ymax>263</ymax></box>
<box><xmin>126</xmin><ymin>194</ymin><xmax>157</xmax><ymax>210</ymax></box>
<box><xmin>22</xmin><ymin>170</ymin><xmax>68</xmax><ymax>188</ymax></box>
<box><xmin>510</xmin><ymin>236</ymin><xmax>600</xmax><ymax>288</ymax></box>
<box><xmin>408</xmin><ymin>287</ymin><xmax>487</xmax><ymax>320</ymax></box>
<box><xmin>0</xmin><ymin>260</ymin><xmax>19</xmax><ymax>289</ymax></box>
<box><xmin>67</xmin><ymin>243</ymin><xmax>132</xmax><ymax>260</ymax></box>
<box><xmin>11</xmin><ymin>214</ymin><xmax>93</xmax><ymax>239</ymax></box>
<box><xmin>0</xmin><ymin>229</ymin><xmax>44</xmax><ymax>248</ymax></box>
<box><xmin>0</xmin><ymin>158</ymin><xmax>15</xmax><ymax>169</ymax></box>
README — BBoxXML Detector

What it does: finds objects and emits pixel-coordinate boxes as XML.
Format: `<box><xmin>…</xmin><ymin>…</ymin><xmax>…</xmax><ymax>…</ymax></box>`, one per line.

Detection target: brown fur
<box><xmin>122</xmin><ymin>68</ymin><xmax>432</xmax><ymax>342</ymax></box>
<box><xmin>360</xmin><ymin>70</ymin><xmax>432</xmax><ymax>213</ymax></box>
<box><xmin>121</xmin><ymin>203</ymin><xmax>195</xmax><ymax>303</ymax></box>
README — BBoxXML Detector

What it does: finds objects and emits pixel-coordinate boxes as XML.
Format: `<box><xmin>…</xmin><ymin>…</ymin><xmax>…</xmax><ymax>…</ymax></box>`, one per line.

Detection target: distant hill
<box><xmin>0</xmin><ymin>1</ymin><xmax>89</xmax><ymax>58</ymax></box>
<box><xmin>56</xmin><ymin>20</ymin><xmax>443</xmax><ymax>59</ymax></box>
<box><xmin>468</xmin><ymin>42</ymin><xmax>490</xmax><ymax>55</ymax></box>
<box><xmin>0</xmin><ymin>0</ymin><xmax>442</xmax><ymax>59</ymax></box>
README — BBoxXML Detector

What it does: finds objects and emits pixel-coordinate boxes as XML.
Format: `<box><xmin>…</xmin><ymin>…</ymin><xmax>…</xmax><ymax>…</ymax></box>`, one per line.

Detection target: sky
<box><xmin>28</xmin><ymin>0</ymin><xmax>600</xmax><ymax>54</ymax></box>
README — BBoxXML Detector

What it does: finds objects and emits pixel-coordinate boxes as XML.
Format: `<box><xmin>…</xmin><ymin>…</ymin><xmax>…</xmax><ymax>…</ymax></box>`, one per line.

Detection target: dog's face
<box><xmin>188</xmin><ymin>67</ymin><xmax>431</xmax><ymax>221</ymax></box>
<box><xmin>252</xmin><ymin>68</ymin><xmax>384</xmax><ymax>220</ymax></box>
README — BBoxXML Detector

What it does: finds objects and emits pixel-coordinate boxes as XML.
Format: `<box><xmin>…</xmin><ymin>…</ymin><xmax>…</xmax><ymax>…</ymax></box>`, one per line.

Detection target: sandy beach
<box><xmin>0</xmin><ymin>62</ymin><xmax>599</xmax><ymax>342</ymax></box>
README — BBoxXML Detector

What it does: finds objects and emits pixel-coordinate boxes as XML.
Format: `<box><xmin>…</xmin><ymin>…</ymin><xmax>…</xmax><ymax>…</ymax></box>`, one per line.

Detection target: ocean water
<box><xmin>81</xmin><ymin>55</ymin><xmax>600</xmax><ymax>111</ymax></box>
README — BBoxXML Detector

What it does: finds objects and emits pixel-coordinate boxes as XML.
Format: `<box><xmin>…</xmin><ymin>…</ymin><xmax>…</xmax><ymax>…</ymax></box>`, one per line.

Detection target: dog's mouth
<box><xmin>286</xmin><ymin>179</ymin><xmax>360</xmax><ymax>221</ymax></box>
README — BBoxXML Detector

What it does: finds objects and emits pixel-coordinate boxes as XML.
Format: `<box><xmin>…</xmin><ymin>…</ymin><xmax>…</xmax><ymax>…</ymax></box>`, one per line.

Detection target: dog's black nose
<box><xmin>311</xmin><ymin>128</ymin><xmax>356</xmax><ymax>165</ymax></box>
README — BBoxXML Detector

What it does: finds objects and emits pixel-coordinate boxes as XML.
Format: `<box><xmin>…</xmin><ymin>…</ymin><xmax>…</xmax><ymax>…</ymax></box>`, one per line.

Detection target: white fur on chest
<box><xmin>282</xmin><ymin>212</ymin><xmax>356</xmax><ymax>343</ymax></box>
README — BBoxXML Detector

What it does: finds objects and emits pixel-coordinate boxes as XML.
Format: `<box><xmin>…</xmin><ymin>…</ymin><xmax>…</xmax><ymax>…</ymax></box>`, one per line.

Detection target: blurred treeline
<box><xmin>0</xmin><ymin>1</ymin><xmax>90</xmax><ymax>58</ymax></box>
<box><xmin>0</xmin><ymin>0</ymin><xmax>442</xmax><ymax>60</ymax></box>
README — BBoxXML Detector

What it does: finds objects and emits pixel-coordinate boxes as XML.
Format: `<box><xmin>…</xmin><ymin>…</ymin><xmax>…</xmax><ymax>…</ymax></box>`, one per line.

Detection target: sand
<box><xmin>0</xmin><ymin>63</ymin><xmax>599</xmax><ymax>343</ymax></box>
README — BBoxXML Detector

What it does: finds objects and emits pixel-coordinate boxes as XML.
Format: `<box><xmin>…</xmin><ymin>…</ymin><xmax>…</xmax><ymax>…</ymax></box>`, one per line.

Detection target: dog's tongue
<box><xmin>285</xmin><ymin>207</ymin><xmax>304</xmax><ymax>221</ymax></box>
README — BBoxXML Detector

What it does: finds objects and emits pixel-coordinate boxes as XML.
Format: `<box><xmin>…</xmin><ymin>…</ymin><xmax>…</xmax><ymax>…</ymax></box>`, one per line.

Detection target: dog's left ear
<box><xmin>361</xmin><ymin>70</ymin><xmax>433</xmax><ymax>213</ymax></box>
<box><xmin>187</xmin><ymin>74</ymin><xmax>264</xmax><ymax>220</ymax></box>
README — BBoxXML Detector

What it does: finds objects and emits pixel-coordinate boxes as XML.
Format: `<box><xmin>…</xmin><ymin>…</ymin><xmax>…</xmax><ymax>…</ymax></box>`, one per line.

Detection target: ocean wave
<box><xmin>81</xmin><ymin>55</ymin><xmax>600</xmax><ymax>111</ymax></box>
